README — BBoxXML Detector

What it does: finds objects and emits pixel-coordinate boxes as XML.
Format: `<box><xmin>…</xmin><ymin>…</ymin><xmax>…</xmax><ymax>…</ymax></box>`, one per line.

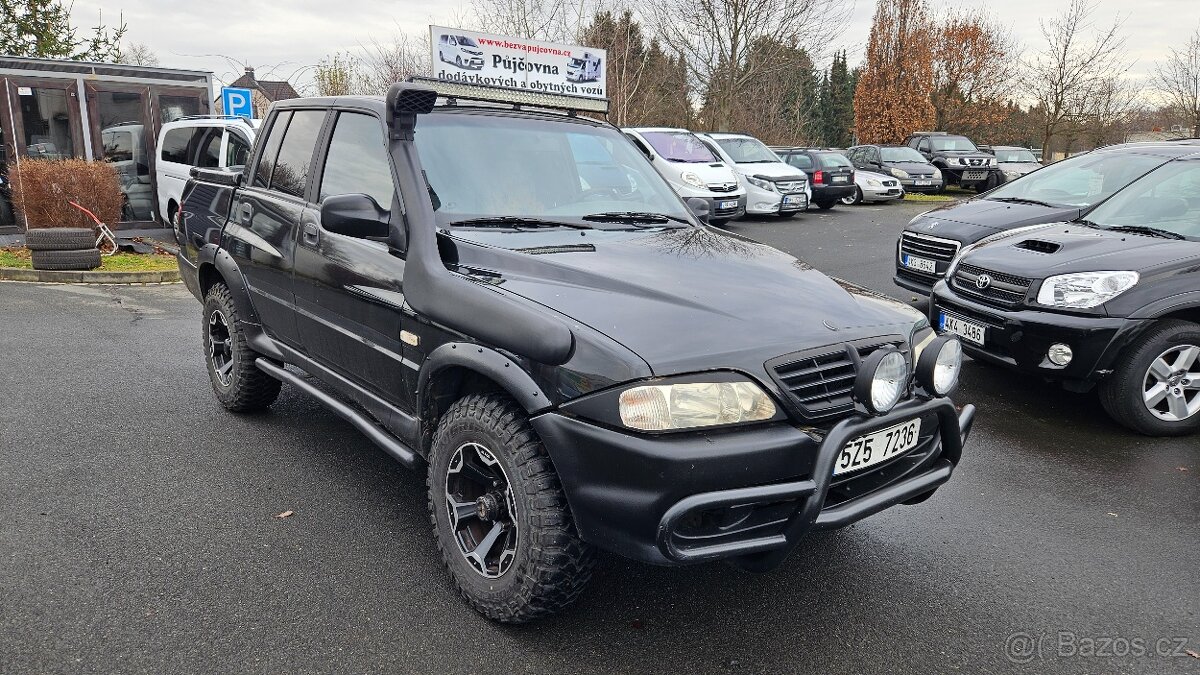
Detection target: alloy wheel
<box><xmin>1142</xmin><ymin>344</ymin><xmax>1200</xmax><ymax>422</ymax></box>
<box><xmin>207</xmin><ymin>309</ymin><xmax>234</xmax><ymax>386</ymax></box>
<box><xmin>444</xmin><ymin>442</ymin><xmax>519</xmax><ymax>579</ymax></box>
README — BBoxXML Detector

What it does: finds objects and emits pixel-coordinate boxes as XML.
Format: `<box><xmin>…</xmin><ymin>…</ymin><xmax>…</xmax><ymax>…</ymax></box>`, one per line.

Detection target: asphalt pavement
<box><xmin>1</xmin><ymin>202</ymin><xmax>1197</xmax><ymax>674</ymax></box>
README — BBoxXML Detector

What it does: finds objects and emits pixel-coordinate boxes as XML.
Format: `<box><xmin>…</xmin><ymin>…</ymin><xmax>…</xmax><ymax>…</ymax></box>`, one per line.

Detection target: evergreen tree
<box><xmin>0</xmin><ymin>0</ymin><xmax>126</xmax><ymax>61</ymax></box>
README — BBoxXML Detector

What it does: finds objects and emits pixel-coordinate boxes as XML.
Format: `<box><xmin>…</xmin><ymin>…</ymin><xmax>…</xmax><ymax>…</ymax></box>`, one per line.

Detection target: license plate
<box><xmin>832</xmin><ymin>175</ymin><xmax>848</xmax><ymax>183</ymax></box>
<box><xmin>939</xmin><ymin>312</ymin><xmax>985</xmax><ymax>345</ymax></box>
<box><xmin>901</xmin><ymin>254</ymin><xmax>937</xmax><ymax>274</ymax></box>
<box><xmin>914</xmin><ymin>180</ymin><xmax>931</xmax><ymax>186</ymax></box>
<box><xmin>718</xmin><ymin>200</ymin><xmax>738</xmax><ymax>209</ymax></box>
<box><xmin>962</xmin><ymin>171</ymin><xmax>987</xmax><ymax>181</ymax></box>
<box><xmin>834</xmin><ymin>418</ymin><xmax>922</xmax><ymax>476</ymax></box>
<box><xmin>782</xmin><ymin>194</ymin><xmax>806</xmax><ymax>208</ymax></box>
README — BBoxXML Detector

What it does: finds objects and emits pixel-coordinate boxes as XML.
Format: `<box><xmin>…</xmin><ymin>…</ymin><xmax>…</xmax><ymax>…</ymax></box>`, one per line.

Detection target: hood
<box><xmin>908</xmin><ymin>197</ymin><xmax>1084</xmax><ymax>245</ymax></box>
<box><xmin>1000</xmin><ymin>162</ymin><xmax>1041</xmax><ymax>174</ymax></box>
<box><xmin>962</xmin><ymin>223</ymin><xmax>1200</xmax><ymax>277</ymax></box>
<box><xmin>856</xmin><ymin>170</ymin><xmax>898</xmax><ymax>184</ymax></box>
<box><xmin>667</xmin><ymin>160</ymin><xmax>737</xmax><ymax>184</ymax></box>
<box><xmin>883</xmin><ymin>161</ymin><xmax>938</xmax><ymax>175</ymax></box>
<box><xmin>738</xmin><ymin>161</ymin><xmax>808</xmax><ymax>181</ymax></box>
<box><xmin>442</xmin><ymin>226</ymin><xmax>924</xmax><ymax>374</ymax></box>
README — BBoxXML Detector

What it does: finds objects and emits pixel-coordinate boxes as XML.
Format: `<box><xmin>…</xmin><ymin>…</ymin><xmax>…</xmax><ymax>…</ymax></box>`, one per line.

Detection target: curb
<box><xmin>0</xmin><ymin>266</ymin><xmax>180</xmax><ymax>284</ymax></box>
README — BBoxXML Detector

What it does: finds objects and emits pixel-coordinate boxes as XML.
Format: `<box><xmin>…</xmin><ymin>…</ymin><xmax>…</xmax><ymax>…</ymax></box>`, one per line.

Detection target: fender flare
<box><xmin>198</xmin><ymin>243</ymin><xmax>259</xmax><ymax>324</ymax></box>
<box><xmin>1127</xmin><ymin>291</ymin><xmax>1200</xmax><ymax>321</ymax></box>
<box><xmin>417</xmin><ymin>342</ymin><xmax>552</xmax><ymax>417</ymax></box>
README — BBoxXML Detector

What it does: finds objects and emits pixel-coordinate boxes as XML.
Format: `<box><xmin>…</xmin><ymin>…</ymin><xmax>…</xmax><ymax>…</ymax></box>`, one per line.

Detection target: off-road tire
<box><xmin>1099</xmin><ymin>319</ymin><xmax>1200</xmax><ymax>436</ymax></box>
<box><xmin>30</xmin><ymin>248</ymin><xmax>101</xmax><ymax>270</ymax></box>
<box><xmin>202</xmin><ymin>283</ymin><xmax>281</xmax><ymax>412</ymax></box>
<box><xmin>25</xmin><ymin>227</ymin><xmax>96</xmax><ymax>251</ymax></box>
<box><xmin>428</xmin><ymin>394</ymin><xmax>596</xmax><ymax>623</ymax></box>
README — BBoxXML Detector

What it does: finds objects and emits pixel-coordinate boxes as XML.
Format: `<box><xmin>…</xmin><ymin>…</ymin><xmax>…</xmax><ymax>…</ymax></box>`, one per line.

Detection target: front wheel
<box><xmin>1099</xmin><ymin>320</ymin><xmax>1200</xmax><ymax>436</ymax></box>
<box><xmin>841</xmin><ymin>187</ymin><xmax>862</xmax><ymax>206</ymax></box>
<box><xmin>202</xmin><ymin>283</ymin><xmax>281</xmax><ymax>412</ymax></box>
<box><xmin>428</xmin><ymin>394</ymin><xmax>596</xmax><ymax>622</ymax></box>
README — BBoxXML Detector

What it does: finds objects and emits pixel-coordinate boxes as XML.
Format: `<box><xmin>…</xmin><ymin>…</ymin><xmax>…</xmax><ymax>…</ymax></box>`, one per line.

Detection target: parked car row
<box><xmin>901</xmin><ymin>138</ymin><xmax>1200</xmax><ymax>436</ymax></box>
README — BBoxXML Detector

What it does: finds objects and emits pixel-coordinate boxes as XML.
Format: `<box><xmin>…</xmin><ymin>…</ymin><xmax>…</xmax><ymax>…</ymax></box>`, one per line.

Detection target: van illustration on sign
<box><xmin>437</xmin><ymin>34</ymin><xmax>484</xmax><ymax>70</ymax></box>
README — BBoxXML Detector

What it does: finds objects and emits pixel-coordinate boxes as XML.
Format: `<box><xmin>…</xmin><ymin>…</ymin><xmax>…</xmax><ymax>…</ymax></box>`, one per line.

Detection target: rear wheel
<box><xmin>202</xmin><ymin>283</ymin><xmax>281</xmax><ymax>412</ymax></box>
<box><xmin>841</xmin><ymin>187</ymin><xmax>862</xmax><ymax>205</ymax></box>
<box><xmin>1099</xmin><ymin>320</ymin><xmax>1200</xmax><ymax>436</ymax></box>
<box><xmin>815</xmin><ymin>200</ymin><xmax>836</xmax><ymax>210</ymax></box>
<box><xmin>428</xmin><ymin>394</ymin><xmax>595</xmax><ymax>623</ymax></box>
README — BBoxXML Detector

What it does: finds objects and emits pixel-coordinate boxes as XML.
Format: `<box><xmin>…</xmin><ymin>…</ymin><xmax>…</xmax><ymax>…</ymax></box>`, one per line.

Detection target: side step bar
<box><xmin>255</xmin><ymin>358</ymin><xmax>420</xmax><ymax>469</ymax></box>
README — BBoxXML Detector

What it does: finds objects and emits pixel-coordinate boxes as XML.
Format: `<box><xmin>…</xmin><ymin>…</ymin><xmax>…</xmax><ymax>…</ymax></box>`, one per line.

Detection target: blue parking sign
<box><xmin>221</xmin><ymin>87</ymin><xmax>253</xmax><ymax>119</ymax></box>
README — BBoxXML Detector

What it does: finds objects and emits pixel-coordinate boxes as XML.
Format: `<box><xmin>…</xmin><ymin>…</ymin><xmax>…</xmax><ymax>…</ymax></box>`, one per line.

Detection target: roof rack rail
<box><xmin>408</xmin><ymin>76</ymin><xmax>609</xmax><ymax>115</ymax></box>
<box><xmin>169</xmin><ymin>114</ymin><xmax>256</xmax><ymax>125</ymax></box>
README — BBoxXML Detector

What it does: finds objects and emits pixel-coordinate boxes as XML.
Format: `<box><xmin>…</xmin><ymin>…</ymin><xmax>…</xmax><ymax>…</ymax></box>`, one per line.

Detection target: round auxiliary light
<box><xmin>1047</xmin><ymin>343</ymin><xmax>1073</xmax><ymax>367</ymax></box>
<box><xmin>853</xmin><ymin>349</ymin><xmax>908</xmax><ymax>414</ymax></box>
<box><xmin>916</xmin><ymin>336</ymin><xmax>963</xmax><ymax>396</ymax></box>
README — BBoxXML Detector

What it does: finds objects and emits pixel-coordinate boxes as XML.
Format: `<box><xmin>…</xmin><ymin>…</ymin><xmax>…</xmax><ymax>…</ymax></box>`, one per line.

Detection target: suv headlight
<box><xmin>916</xmin><ymin>336</ymin><xmax>962</xmax><ymax>396</ymax></box>
<box><xmin>619</xmin><ymin>381</ymin><xmax>777</xmax><ymax>431</ymax></box>
<box><xmin>932</xmin><ymin>168</ymin><xmax>942</xmax><ymax>179</ymax></box>
<box><xmin>1036</xmin><ymin>271</ymin><xmax>1139</xmax><ymax>309</ymax></box>
<box><xmin>681</xmin><ymin>171</ymin><xmax>705</xmax><ymax>189</ymax></box>
<box><xmin>890</xmin><ymin>167</ymin><xmax>910</xmax><ymax>179</ymax></box>
<box><xmin>746</xmin><ymin>175</ymin><xmax>774</xmax><ymax>191</ymax></box>
<box><xmin>853</xmin><ymin>349</ymin><xmax>909</xmax><ymax>414</ymax></box>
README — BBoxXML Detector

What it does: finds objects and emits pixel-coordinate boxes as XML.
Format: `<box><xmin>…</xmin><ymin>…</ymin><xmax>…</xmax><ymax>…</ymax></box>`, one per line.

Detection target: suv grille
<box><xmin>900</xmin><ymin>232</ymin><xmax>958</xmax><ymax>263</ymax></box>
<box><xmin>951</xmin><ymin>263</ymin><xmax>1031</xmax><ymax>308</ymax></box>
<box><xmin>775</xmin><ymin>179</ymin><xmax>807</xmax><ymax>193</ymax></box>
<box><xmin>967</xmin><ymin>157</ymin><xmax>987</xmax><ymax>167</ymax></box>
<box><xmin>768</xmin><ymin>339</ymin><xmax>904</xmax><ymax>422</ymax></box>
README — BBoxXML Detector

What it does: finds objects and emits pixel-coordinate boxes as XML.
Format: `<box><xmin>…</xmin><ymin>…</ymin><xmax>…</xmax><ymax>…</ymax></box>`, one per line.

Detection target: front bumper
<box><xmin>899</xmin><ymin>177</ymin><xmax>944</xmax><ymax>193</ymax></box>
<box><xmin>707</xmin><ymin>194</ymin><xmax>747</xmax><ymax>220</ymax></box>
<box><xmin>861</xmin><ymin>185</ymin><xmax>904</xmax><ymax>202</ymax></box>
<box><xmin>532</xmin><ymin>396</ymin><xmax>973</xmax><ymax>570</ymax></box>
<box><xmin>942</xmin><ymin>167</ymin><xmax>999</xmax><ymax>186</ymax></box>
<box><xmin>744</xmin><ymin>186</ymin><xmax>808</xmax><ymax>215</ymax></box>
<box><xmin>930</xmin><ymin>280</ymin><xmax>1150</xmax><ymax>387</ymax></box>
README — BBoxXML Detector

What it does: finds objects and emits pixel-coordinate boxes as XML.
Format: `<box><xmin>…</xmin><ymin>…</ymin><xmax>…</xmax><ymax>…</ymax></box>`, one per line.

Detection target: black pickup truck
<box><xmin>175</xmin><ymin>80</ymin><xmax>975</xmax><ymax>622</ymax></box>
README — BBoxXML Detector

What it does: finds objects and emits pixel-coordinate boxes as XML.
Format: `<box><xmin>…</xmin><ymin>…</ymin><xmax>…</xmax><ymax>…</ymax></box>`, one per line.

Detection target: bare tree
<box><xmin>1153</xmin><ymin>26</ymin><xmax>1200</xmax><ymax>137</ymax></box>
<box><xmin>358</xmin><ymin>30</ymin><xmax>430</xmax><ymax>93</ymax></box>
<box><xmin>468</xmin><ymin>0</ymin><xmax>602</xmax><ymax>42</ymax></box>
<box><xmin>314</xmin><ymin>52</ymin><xmax>360</xmax><ymax>96</ymax></box>
<box><xmin>1022</xmin><ymin>0</ymin><xmax>1133</xmax><ymax>157</ymax></box>
<box><xmin>648</xmin><ymin>0</ymin><xmax>850</xmax><ymax>132</ymax></box>
<box><xmin>930</xmin><ymin>10</ymin><xmax>1016</xmax><ymax>139</ymax></box>
<box><xmin>114</xmin><ymin>41</ymin><xmax>159</xmax><ymax>67</ymax></box>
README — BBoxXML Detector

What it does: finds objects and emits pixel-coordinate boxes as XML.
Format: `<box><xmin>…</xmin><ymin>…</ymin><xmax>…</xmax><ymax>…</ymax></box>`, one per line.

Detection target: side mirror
<box><xmin>320</xmin><ymin>194</ymin><xmax>389</xmax><ymax>239</ymax></box>
<box><xmin>686</xmin><ymin>197</ymin><xmax>710</xmax><ymax>224</ymax></box>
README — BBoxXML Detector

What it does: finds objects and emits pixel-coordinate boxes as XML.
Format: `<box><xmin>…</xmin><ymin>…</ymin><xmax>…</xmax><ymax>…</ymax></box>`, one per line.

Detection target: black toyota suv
<box><xmin>905</xmin><ymin>132</ymin><xmax>1000</xmax><ymax>191</ymax></box>
<box><xmin>931</xmin><ymin>149</ymin><xmax>1200</xmax><ymax>436</ymax></box>
<box><xmin>774</xmin><ymin>147</ymin><xmax>856</xmax><ymax>209</ymax></box>
<box><xmin>895</xmin><ymin>141</ymin><xmax>1196</xmax><ymax>296</ymax></box>
<box><xmin>175</xmin><ymin>80</ymin><xmax>975</xmax><ymax>623</ymax></box>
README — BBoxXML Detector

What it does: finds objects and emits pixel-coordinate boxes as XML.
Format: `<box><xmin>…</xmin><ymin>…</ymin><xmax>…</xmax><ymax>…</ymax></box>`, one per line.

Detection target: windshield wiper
<box><xmin>1103</xmin><ymin>225</ymin><xmax>1186</xmax><ymax>240</ymax></box>
<box><xmin>991</xmin><ymin>197</ymin><xmax>1057</xmax><ymax>208</ymax></box>
<box><xmin>581</xmin><ymin>211</ymin><xmax>690</xmax><ymax>226</ymax></box>
<box><xmin>449</xmin><ymin>216</ymin><xmax>591</xmax><ymax>230</ymax></box>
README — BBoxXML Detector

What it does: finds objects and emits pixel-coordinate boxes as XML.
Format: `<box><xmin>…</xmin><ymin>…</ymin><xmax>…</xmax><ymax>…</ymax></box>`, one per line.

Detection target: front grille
<box><xmin>713</xmin><ymin>203</ymin><xmax>740</xmax><ymax>217</ymax></box>
<box><xmin>768</xmin><ymin>339</ymin><xmax>904</xmax><ymax>422</ymax></box>
<box><xmin>775</xmin><ymin>179</ymin><xmax>807</xmax><ymax>193</ymax></box>
<box><xmin>951</xmin><ymin>263</ymin><xmax>1031</xmax><ymax>308</ymax></box>
<box><xmin>900</xmin><ymin>231</ymin><xmax>959</xmax><ymax>263</ymax></box>
<box><xmin>708</xmin><ymin>182</ymin><xmax>738</xmax><ymax>193</ymax></box>
<box><xmin>967</xmin><ymin>157</ymin><xmax>986</xmax><ymax>167</ymax></box>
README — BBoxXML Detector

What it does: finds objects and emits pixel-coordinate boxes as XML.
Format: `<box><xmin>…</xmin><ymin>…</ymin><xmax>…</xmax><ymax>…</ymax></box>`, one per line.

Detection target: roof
<box><xmin>0</xmin><ymin>55</ymin><xmax>209</xmax><ymax>83</ymax></box>
<box><xmin>228</xmin><ymin>67</ymin><xmax>300</xmax><ymax>103</ymax></box>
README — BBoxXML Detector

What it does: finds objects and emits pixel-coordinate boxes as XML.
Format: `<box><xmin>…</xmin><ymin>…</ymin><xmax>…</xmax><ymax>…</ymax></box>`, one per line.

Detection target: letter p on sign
<box><xmin>221</xmin><ymin>87</ymin><xmax>253</xmax><ymax>120</ymax></box>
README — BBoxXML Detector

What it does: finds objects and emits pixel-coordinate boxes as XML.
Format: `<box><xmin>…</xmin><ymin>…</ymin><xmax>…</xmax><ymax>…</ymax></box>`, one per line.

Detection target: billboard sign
<box><xmin>429</xmin><ymin>26</ymin><xmax>607</xmax><ymax>100</ymax></box>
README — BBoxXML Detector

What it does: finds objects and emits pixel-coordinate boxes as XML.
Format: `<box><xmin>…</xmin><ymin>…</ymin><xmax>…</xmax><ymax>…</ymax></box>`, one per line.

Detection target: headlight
<box><xmin>916</xmin><ymin>336</ymin><xmax>962</xmax><ymax>396</ymax></box>
<box><xmin>889</xmin><ymin>167</ymin><xmax>910</xmax><ymax>179</ymax></box>
<box><xmin>746</xmin><ymin>175</ymin><xmax>774</xmax><ymax>191</ymax></box>
<box><xmin>1036</xmin><ymin>271</ymin><xmax>1139</xmax><ymax>309</ymax></box>
<box><xmin>1003</xmin><ymin>170</ymin><xmax>1020</xmax><ymax>179</ymax></box>
<box><xmin>853</xmin><ymin>349</ymin><xmax>908</xmax><ymax>414</ymax></box>
<box><xmin>619</xmin><ymin>381</ymin><xmax>776</xmax><ymax>431</ymax></box>
<box><xmin>932</xmin><ymin>168</ymin><xmax>942</xmax><ymax>179</ymax></box>
<box><xmin>681</xmin><ymin>171</ymin><xmax>705</xmax><ymax>189</ymax></box>
<box><xmin>987</xmin><ymin>157</ymin><xmax>996</xmax><ymax>166</ymax></box>
<box><xmin>867</xmin><ymin>178</ymin><xmax>882</xmax><ymax>188</ymax></box>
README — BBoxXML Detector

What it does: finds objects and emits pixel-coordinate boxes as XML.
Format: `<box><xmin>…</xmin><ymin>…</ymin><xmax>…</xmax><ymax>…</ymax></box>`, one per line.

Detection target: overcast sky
<box><xmin>73</xmin><ymin>0</ymin><xmax>1198</xmax><ymax>91</ymax></box>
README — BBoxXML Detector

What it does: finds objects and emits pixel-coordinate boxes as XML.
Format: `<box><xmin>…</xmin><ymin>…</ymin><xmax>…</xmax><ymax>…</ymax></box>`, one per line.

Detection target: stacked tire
<box><xmin>25</xmin><ymin>227</ymin><xmax>101</xmax><ymax>271</ymax></box>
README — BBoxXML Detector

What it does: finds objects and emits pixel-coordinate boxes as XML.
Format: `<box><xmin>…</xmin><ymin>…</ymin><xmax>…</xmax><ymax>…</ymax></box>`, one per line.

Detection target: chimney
<box><xmin>244</xmin><ymin>66</ymin><xmax>256</xmax><ymax>81</ymax></box>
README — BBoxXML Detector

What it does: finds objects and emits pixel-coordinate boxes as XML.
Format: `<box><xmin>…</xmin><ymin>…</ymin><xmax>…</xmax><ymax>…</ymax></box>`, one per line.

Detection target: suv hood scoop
<box><xmin>1013</xmin><ymin>239</ymin><xmax>1061</xmax><ymax>254</ymax></box>
<box><xmin>444</xmin><ymin>227</ymin><xmax>923</xmax><ymax>373</ymax></box>
<box><xmin>965</xmin><ymin>224</ymin><xmax>1200</xmax><ymax>275</ymax></box>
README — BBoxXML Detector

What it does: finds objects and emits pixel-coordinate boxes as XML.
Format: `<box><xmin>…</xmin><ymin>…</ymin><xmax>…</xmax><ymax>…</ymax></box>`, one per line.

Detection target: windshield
<box><xmin>641</xmin><ymin>131</ymin><xmax>717</xmax><ymax>163</ymax></box>
<box><xmin>714</xmin><ymin>136</ymin><xmax>779</xmax><ymax>163</ymax></box>
<box><xmin>817</xmin><ymin>152</ymin><xmax>852</xmax><ymax>169</ymax></box>
<box><xmin>1082</xmin><ymin>160</ymin><xmax>1200</xmax><ymax>240</ymax></box>
<box><xmin>987</xmin><ymin>151</ymin><xmax>1167</xmax><ymax>209</ymax></box>
<box><xmin>415</xmin><ymin>114</ymin><xmax>691</xmax><ymax>226</ymax></box>
<box><xmin>458</xmin><ymin>37</ymin><xmax>478</xmax><ymax>47</ymax></box>
<box><xmin>996</xmin><ymin>149</ymin><xmax>1038</xmax><ymax>163</ymax></box>
<box><xmin>930</xmin><ymin>136</ymin><xmax>978</xmax><ymax>152</ymax></box>
<box><xmin>880</xmin><ymin>146</ymin><xmax>927</xmax><ymax>163</ymax></box>
<box><xmin>568</xmin><ymin>58</ymin><xmax>584</xmax><ymax>67</ymax></box>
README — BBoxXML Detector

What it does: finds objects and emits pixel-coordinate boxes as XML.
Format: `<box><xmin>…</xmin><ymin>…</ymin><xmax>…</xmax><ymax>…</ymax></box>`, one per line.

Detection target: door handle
<box><xmin>239</xmin><ymin>203</ymin><xmax>252</xmax><ymax>223</ymax></box>
<box><xmin>303</xmin><ymin>222</ymin><xmax>320</xmax><ymax>246</ymax></box>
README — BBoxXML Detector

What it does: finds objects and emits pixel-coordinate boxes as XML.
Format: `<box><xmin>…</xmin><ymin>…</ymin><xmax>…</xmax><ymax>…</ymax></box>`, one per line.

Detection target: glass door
<box><xmin>8</xmin><ymin>79</ymin><xmax>84</xmax><ymax>161</ymax></box>
<box><xmin>88</xmin><ymin>84</ymin><xmax>154</xmax><ymax>222</ymax></box>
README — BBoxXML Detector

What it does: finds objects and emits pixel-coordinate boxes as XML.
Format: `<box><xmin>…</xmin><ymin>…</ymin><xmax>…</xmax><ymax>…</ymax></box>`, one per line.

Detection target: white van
<box><xmin>622</xmin><ymin>127</ymin><xmax>747</xmax><ymax>224</ymax></box>
<box><xmin>99</xmin><ymin>122</ymin><xmax>155</xmax><ymax>221</ymax></box>
<box><xmin>155</xmin><ymin>116</ymin><xmax>258</xmax><ymax>226</ymax></box>
<box><xmin>437</xmin><ymin>34</ymin><xmax>485</xmax><ymax>70</ymax></box>
<box><xmin>698</xmin><ymin>132</ymin><xmax>811</xmax><ymax>218</ymax></box>
<box><xmin>566</xmin><ymin>53</ymin><xmax>602</xmax><ymax>83</ymax></box>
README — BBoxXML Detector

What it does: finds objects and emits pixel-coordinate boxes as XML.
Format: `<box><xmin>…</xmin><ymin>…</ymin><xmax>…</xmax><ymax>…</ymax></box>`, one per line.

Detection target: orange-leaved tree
<box><xmin>853</xmin><ymin>0</ymin><xmax>935</xmax><ymax>144</ymax></box>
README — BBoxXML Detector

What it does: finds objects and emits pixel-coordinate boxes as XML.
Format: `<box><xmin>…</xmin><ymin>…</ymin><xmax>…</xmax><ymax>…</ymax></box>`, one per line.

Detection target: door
<box><xmin>7</xmin><ymin>78</ymin><xmax>86</xmax><ymax>162</ymax></box>
<box><xmin>292</xmin><ymin>109</ymin><xmax>413</xmax><ymax>409</ymax></box>
<box><xmin>88</xmin><ymin>83</ymin><xmax>154</xmax><ymax>223</ymax></box>
<box><xmin>227</xmin><ymin>109</ymin><xmax>326</xmax><ymax>346</ymax></box>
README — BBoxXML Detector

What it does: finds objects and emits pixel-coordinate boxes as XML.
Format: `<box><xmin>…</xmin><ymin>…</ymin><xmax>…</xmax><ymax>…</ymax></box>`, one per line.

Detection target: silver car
<box><xmin>841</xmin><ymin>169</ymin><xmax>903</xmax><ymax>205</ymax></box>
